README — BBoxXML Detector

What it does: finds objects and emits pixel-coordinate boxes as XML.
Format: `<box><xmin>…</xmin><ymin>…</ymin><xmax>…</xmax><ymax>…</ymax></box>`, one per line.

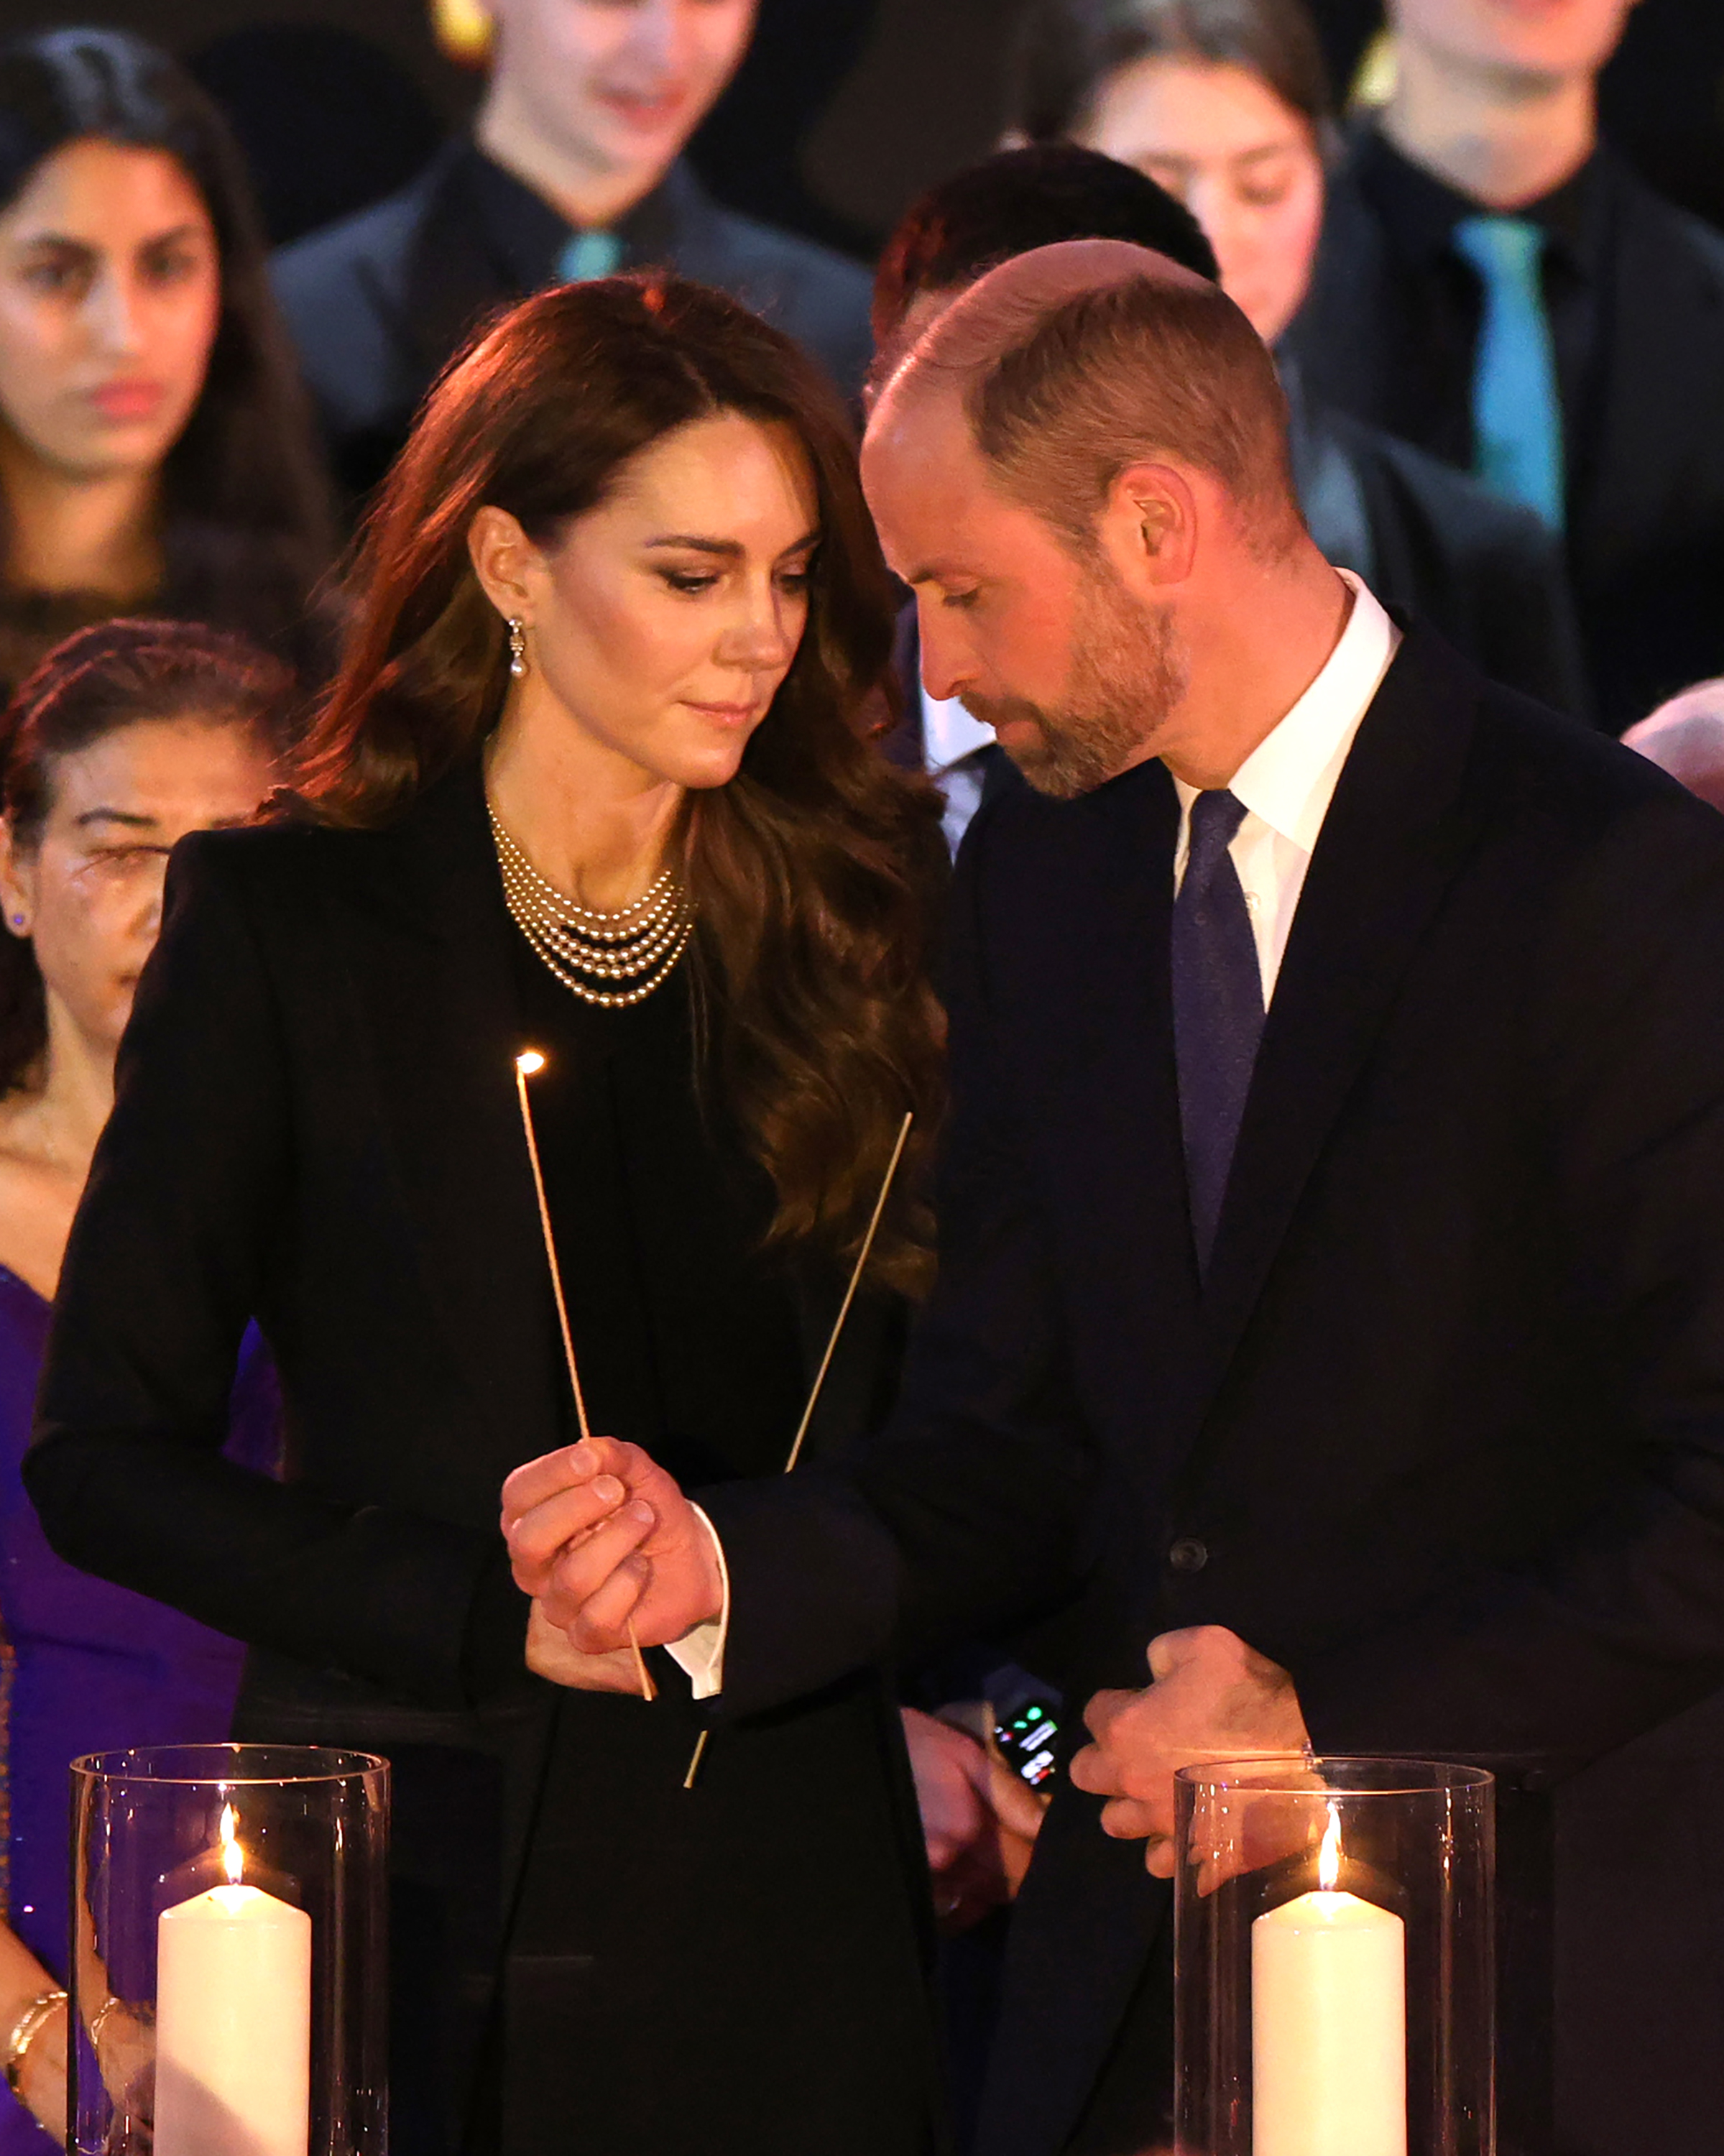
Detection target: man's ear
<box><xmin>1097</xmin><ymin>461</ymin><xmax>1199</xmax><ymax>596</ymax></box>
<box><xmin>467</xmin><ymin>504</ymin><xmax>543</xmax><ymax>628</ymax></box>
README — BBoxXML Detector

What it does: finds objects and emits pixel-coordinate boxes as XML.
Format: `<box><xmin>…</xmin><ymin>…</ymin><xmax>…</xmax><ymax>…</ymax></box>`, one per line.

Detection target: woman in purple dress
<box><xmin>0</xmin><ymin>621</ymin><xmax>284</xmax><ymax>2145</ymax></box>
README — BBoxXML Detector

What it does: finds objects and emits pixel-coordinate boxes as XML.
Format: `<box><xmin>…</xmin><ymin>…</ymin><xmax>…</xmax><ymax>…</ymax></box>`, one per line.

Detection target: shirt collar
<box><xmin>1175</xmin><ymin>571</ymin><xmax>1399</xmax><ymax>855</ymax></box>
<box><xmin>920</xmin><ymin>684</ymin><xmax>998</xmax><ymax>773</ymax></box>
<box><xmin>1352</xmin><ymin>119</ymin><xmax>1605</xmax><ymax>275</ymax></box>
<box><xmin>461</xmin><ymin>140</ymin><xmax>696</xmax><ymax>291</ymax></box>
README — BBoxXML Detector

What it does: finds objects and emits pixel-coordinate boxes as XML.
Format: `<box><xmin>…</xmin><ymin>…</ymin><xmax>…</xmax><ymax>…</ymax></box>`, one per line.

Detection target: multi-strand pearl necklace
<box><xmin>489</xmin><ymin>802</ymin><xmax>692</xmax><ymax>1009</ymax></box>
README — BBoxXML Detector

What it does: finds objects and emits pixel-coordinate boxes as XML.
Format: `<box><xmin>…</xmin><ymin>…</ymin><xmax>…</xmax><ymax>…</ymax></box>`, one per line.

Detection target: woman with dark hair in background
<box><xmin>1005</xmin><ymin>0</ymin><xmax>1590</xmax><ymax>716</ymax></box>
<box><xmin>0</xmin><ymin>619</ymin><xmax>282</xmax><ymax>2148</ymax></box>
<box><xmin>27</xmin><ymin>275</ymin><xmax>947</xmax><ymax>2156</ymax></box>
<box><xmin>0</xmin><ymin>29</ymin><xmax>334</xmax><ymax>703</ymax></box>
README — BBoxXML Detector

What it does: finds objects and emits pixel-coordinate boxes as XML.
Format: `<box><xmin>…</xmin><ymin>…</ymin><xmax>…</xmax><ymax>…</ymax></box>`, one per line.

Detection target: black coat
<box><xmin>26</xmin><ymin>768</ymin><xmax>941</xmax><ymax>2156</ymax></box>
<box><xmin>1290</xmin><ymin>134</ymin><xmax>1724</xmax><ymax>732</ymax></box>
<box><xmin>696</xmin><ymin>626</ymin><xmax>1724</xmax><ymax>2156</ymax></box>
<box><xmin>272</xmin><ymin>142</ymin><xmax>875</xmax><ymax>502</ymax></box>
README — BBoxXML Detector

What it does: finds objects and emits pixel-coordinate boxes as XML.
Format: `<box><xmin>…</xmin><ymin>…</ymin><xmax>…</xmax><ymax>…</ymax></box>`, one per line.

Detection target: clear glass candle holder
<box><xmin>68</xmin><ymin>1742</ymin><xmax>389</xmax><ymax>2156</ymax></box>
<box><xmin>1174</xmin><ymin>1756</ymin><xmax>1495</xmax><ymax>2156</ymax></box>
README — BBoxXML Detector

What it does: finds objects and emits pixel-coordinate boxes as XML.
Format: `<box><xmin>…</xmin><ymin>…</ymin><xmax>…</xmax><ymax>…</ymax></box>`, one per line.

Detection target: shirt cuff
<box><xmin>664</xmin><ymin>1503</ymin><xmax>729</xmax><ymax>1700</ymax></box>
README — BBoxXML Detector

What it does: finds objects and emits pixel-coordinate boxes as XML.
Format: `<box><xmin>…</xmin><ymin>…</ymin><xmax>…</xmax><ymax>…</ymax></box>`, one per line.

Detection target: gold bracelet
<box><xmin>3</xmin><ymin>1987</ymin><xmax>66</xmax><ymax>2096</ymax></box>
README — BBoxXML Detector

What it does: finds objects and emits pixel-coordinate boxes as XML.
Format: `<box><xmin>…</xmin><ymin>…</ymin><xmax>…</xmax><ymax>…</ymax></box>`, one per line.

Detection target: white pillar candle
<box><xmin>154</xmin><ymin>1809</ymin><xmax>311</xmax><ymax>2156</ymax></box>
<box><xmin>1252</xmin><ymin>1806</ymin><xmax>1406</xmax><ymax>2156</ymax></box>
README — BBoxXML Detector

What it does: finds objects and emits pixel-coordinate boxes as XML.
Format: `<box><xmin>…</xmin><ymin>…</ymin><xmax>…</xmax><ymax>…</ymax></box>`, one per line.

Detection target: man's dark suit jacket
<box><xmin>1290</xmin><ymin>131</ymin><xmax>1724</xmax><ymax>732</ymax></box>
<box><xmin>272</xmin><ymin>140</ymin><xmax>874</xmax><ymax>500</ymax></box>
<box><xmin>699</xmin><ymin>625</ymin><xmax>1724</xmax><ymax>2156</ymax></box>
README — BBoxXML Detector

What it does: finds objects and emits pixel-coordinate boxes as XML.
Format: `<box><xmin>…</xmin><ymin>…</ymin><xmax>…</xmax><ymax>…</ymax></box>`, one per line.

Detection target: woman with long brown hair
<box><xmin>26</xmin><ymin>276</ymin><xmax>946</xmax><ymax>2155</ymax></box>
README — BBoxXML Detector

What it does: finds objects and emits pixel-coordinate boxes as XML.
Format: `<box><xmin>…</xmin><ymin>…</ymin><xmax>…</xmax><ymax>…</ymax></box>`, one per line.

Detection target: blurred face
<box><xmin>1078</xmin><ymin>57</ymin><xmax>1324</xmax><ymax>346</ymax></box>
<box><xmin>0</xmin><ymin>139</ymin><xmax>221</xmax><ymax>486</ymax></box>
<box><xmin>862</xmin><ymin>393</ymin><xmax>1184</xmax><ymax>798</ymax></box>
<box><xmin>497</xmin><ymin>409</ymin><xmax>820</xmax><ymax>793</ymax></box>
<box><xmin>489</xmin><ymin>0</ymin><xmax>757</xmax><ymax>188</ymax></box>
<box><xmin>1388</xmin><ymin>0</ymin><xmax>1639</xmax><ymax>84</ymax></box>
<box><xmin>0</xmin><ymin>716</ymin><xmax>272</xmax><ymax>1059</ymax></box>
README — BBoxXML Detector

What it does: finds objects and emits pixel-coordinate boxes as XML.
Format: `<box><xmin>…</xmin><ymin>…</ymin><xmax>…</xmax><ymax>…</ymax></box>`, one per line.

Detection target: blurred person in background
<box><xmin>1005</xmin><ymin>0</ymin><xmax>1587</xmax><ymax>717</ymax></box>
<box><xmin>0</xmin><ymin>619</ymin><xmax>282</xmax><ymax>2150</ymax></box>
<box><xmin>1287</xmin><ymin>0</ymin><xmax>1724</xmax><ymax>732</ymax></box>
<box><xmin>275</xmin><ymin>0</ymin><xmax>875</xmax><ymax>505</ymax></box>
<box><xmin>0</xmin><ymin>31</ymin><xmax>336</xmax><ymax>706</ymax></box>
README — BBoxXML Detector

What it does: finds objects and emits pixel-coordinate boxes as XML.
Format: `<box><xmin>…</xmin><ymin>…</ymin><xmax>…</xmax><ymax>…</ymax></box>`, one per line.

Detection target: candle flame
<box><xmin>1317</xmin><ymin>1802</ymin><xmax>1342</xmax><ymax>1892</ymax></box>
<box><xmin>516</xmin><ymin>1050</ymin><xmax>545</xmax><ymax>1076</ymax></box>
<box><xmin>220</xmin><ymin>1804</ymin><xmax>243</xmax><ymax>1888</ymax></box>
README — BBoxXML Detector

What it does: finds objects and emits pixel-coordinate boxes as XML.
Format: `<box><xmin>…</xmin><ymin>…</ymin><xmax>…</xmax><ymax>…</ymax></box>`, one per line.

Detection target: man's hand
<box><xmin>1069</xmin><ymin>1626</ymin><xmax>1309</xmax><ymax>1877</ymax></box>
<box><xmin>900</xmin><ymin>1706</ymin><xmax>1048</xmax><ymax>1932</ymax></box>
<box><xmin>501</xmin><ymin>1439</ymin><xmax>723</xmax><ymax>1654</ymax></box>
<box><xmin>525</xmin><ymin>1597</ymin><xmax>644</xmax><ymax>1693</ymax></box>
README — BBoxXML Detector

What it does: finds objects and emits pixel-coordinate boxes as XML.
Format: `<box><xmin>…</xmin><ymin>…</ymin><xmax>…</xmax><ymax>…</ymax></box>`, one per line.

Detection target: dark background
<box><xmin>14</xmin><ymin>0</ymin><xmax>1724</xmax><ymax>257</ymax></box>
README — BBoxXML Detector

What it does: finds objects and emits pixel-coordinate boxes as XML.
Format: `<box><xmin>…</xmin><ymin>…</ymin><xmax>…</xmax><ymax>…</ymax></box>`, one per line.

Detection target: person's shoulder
<box><xmin>1598</xmin><ymin>149</ymin><xmax>1724</xmax><ymax>285</ymax></box>
<box><xmin>272</xmin><ymin>166</ymin><xmax>435</xmax><ymax>308</ymax></box>
<box><xmin>174</xmin><ymin>814</ymin><xmax>372</xmax><ymax>903</ymax></box>
<box><xmin>1467</xmin><ymin>663</ymin><xmax>1724</xmax><ymax>865</ymax></box>
<box><xmin>1342</xmin><ymin>415</ymin><xmax>1557</xmax><ymax>561</ymax></box>
<box><xmin>670</xmin><ymin>172</ymin><xmax>872</xmax><ymax>388</ymax></box>
<box><xmin>271</xmin><ymin>157</ymin><xmax>449</xmax><ymax>425</ymax></box>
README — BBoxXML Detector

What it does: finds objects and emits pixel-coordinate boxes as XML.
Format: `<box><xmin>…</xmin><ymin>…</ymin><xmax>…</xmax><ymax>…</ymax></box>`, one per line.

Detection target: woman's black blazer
<box><xmin>24</xmin><ymin>763</ymin><xmax>923</xmax><ymax>2145</ymax></box>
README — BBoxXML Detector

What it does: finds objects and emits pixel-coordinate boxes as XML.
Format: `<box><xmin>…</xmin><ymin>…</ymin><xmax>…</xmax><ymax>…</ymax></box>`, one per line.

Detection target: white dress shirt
<box><xmin>1172</xmin><ymin>571</ymin><xmax>1400</xmax><ymax>1004</ymax></box>
<box><xmin>922</xmin><ymin>684</ymin><xmax>1000</xmax><ymax>854</ymax></box>
<box><xmin>668</xmin><ymin>573</ymin><xmax>1401</xmax><ymax>1697</ymax></box>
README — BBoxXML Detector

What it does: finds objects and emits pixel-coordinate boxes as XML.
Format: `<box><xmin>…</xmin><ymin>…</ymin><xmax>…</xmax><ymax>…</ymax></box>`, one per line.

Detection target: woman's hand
<box><xmin>502</xmin><ymin>1438</ymin><xmax>724</xmax><ymax>1653</ymax></box>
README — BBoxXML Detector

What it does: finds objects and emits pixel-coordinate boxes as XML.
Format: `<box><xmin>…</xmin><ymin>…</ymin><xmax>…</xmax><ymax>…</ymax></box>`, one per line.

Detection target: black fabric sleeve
<box><xmin>24</xmin><ymin>834</ymin><xmax>520</xmax><ymax>1710</ymax></box>
<box><xmin>700</xmin><ymin>801</ymin><xmax>1100</xmax><ymax>1720</ymax></box>
<box><xmin>1299</xmin><ymin>792</ymin><xmax>1724</xmax><ymax>1772</ymax></box>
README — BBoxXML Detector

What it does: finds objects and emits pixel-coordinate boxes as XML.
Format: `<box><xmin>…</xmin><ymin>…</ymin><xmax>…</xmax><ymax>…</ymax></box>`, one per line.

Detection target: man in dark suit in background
<box><xmin>1290</xmin><ymin>0</ymin><xmax>1724</xmax><ymax>731</ymax></box>
<box><xmin>272</xmin><ymin>0</ymin><xmax>873</xmax><ymax>500</ymax></box>
<box><xmin>506</xmin><ymin>241</ymin><xmax>1724</xmax><ymax>2156</ymax></box>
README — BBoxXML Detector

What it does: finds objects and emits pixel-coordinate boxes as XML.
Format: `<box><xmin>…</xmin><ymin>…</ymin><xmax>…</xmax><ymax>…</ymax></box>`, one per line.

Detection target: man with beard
<box><xmin>500</xmin><ymin>241</ymin><xmax>1724</xmax><ymax>2156</ymax></box>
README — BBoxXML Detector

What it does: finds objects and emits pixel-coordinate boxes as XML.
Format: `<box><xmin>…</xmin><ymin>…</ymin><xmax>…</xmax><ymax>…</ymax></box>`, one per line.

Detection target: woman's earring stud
<box><xmin>9</xmin><ymin>916</ymin><xmax>23</xmax><ymax>931</ymax></box>
<box><xmin>507</xmin><ymin>617</ymin><xmax>527</xmax><ymax>679</ymax></box>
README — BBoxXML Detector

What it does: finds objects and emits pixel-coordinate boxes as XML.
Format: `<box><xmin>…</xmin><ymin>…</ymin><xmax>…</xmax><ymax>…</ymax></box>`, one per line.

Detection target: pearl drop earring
<box><xmin>507</xmin><ymin>617</ymin><xmax>527</xmax><ymax>678</ymax></box>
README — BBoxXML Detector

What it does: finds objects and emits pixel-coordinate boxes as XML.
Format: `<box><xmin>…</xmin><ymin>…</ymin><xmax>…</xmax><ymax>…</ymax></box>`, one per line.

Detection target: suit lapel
<box><xmin>336</xmin><ymin>765</ymin><xmax>566</xmax><ymax>1487</ymax></box>
<box><xmin>1195</xmin><ymin>628</ymin><xmax>1485</xmax><ymax>1396</ymax></box>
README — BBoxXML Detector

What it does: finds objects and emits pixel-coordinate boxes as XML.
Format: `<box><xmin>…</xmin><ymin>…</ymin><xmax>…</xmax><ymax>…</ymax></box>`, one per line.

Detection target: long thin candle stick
<box><xmin>686</xmin><ymin>1110</ymin><xmax>915</xmax><ymax>1789</ymax></box>
<box><xmin>515</xmin><ymin>1051</ymin><xmax>657</xmax><ymax>1704</ymax></box>
<box><xmin>783</xmin><ymin>1111</ymin><xmax>914</xmax><ymax>1474</ymax></box>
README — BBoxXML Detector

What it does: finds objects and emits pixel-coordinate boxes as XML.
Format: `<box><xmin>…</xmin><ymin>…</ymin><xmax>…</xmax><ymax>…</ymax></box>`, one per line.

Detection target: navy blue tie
<box><xmin>1172</xmin><ymin>790</ymin><xmax>1265</xmax><ymax>1271</ymax></box>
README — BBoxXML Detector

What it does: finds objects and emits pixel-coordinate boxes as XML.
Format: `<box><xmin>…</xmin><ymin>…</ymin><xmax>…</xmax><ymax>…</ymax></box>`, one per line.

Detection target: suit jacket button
<box><xmin>1168</xmin><ymin>1537</ymin><xmax>1209</xmax><ymax>1573</ymax></box>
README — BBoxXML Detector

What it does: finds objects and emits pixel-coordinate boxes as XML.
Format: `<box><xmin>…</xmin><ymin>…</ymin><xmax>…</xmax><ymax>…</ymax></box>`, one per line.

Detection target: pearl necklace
<box><xmin>489</xmin><ymin>802</ymin><xmax>692</xmax><ymax>1009</ymax></box>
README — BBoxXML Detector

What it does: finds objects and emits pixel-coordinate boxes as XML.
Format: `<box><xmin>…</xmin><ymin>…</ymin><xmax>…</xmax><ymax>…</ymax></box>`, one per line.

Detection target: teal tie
<box><xmin>1452</xmin><ymin>215</ymin><xmax>1566</xmax><ymax>530</ymax></box>
<box><xmin>556</xmin><ymin>229</ymin><xmax>623</xmax><ymax>284</ymax></box>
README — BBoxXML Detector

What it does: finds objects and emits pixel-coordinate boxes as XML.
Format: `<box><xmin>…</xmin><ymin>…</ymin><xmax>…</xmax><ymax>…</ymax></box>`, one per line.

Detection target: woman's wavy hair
<box><xmin>294</xmin><ymin>275</ymin><xmax>944</xmax><ymax>1292</ymax></box>
<box><xmin>0</xmin><ymin>619</ymin><xmax>291</xmax><ymax>1095</ymax></box>
<box><xmin>0</xmin><ymin>29</ymin><xmax>335</xmax><ymax>658</ymax></box>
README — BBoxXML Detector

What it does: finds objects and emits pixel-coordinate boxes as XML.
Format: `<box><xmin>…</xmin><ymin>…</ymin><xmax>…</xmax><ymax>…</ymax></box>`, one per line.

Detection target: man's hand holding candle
<box><xmin>1069</xmin><ymin>1626</ymin><xmax>1311</xmax><ymax>1877</ymax></box>
<box><xmin>502</xmin><ymin>1439</ymin><xmax>722</xmax><ymax>1662</ymax></box>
